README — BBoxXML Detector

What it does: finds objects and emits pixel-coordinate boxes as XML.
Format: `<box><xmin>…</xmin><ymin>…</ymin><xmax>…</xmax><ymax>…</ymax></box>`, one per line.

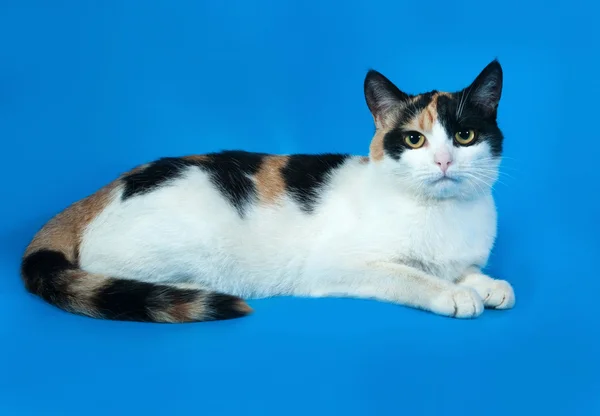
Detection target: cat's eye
<box><xmin>454</xmin><ymin>130</ymin><xmax>477</xmax><ymax>145</ymax></box>
<box><xmin>404</xmin><ymin>132</ymin><xmax>426</xmax><ymax>149</ymax></box>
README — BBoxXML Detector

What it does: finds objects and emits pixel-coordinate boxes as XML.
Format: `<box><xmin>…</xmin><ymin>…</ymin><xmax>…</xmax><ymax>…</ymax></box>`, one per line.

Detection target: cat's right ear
<box><xmin>364</xmin><ymin>70</ymin><xmax>409</xmax><ymax>127</ymax></box>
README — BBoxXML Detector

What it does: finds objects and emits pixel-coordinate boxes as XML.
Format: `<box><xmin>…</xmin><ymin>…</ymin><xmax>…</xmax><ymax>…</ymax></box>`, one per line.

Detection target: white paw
<box><xmin>466</xmin><ymin>278</ymin><xmax>515</xmax><ymax>310</ymax></box>
<box><xmin>430</xmin><ymin>287</ymin><xmax>484</xmax><ymax>319</ymax></box>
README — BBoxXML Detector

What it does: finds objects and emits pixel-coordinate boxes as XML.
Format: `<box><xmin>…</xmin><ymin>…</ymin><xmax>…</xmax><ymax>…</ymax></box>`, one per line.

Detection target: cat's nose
<box><xmin>434</xmin><ymin>153</ymin><xmax>453</xmax><ymax>173</ymax></box>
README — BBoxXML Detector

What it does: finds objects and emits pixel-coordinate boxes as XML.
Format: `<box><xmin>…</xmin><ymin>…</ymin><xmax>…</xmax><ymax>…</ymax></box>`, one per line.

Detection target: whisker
<box><xmin>461</xmin><ymin>168</ymin><xmax>509</xmax><ymax>187</ymax></box>
<box><xmin>466</xmin><ymin>167</ymin><xmax>515</xmax><ymax>182</ymax></box>
<box><xmin>478</xmin><ymin>173</ymin><xmax>507</xmax><ymax>187</ymax></box>
<box><xmin>472</xmin><ymin>170</ymin><xmax>515</xmax><ymax>181</ymax></box>
<box><xmin>462</xmin><ymin>172</ymin><xmax>487</xmax><ymax>196</ymax></box>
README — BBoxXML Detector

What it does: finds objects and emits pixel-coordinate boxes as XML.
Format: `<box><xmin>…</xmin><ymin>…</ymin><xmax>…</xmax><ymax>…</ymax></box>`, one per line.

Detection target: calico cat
<box><xmin>21</xmin><ymin>60</ymin><xmax>515</xmax><ymax>323</ymax></box>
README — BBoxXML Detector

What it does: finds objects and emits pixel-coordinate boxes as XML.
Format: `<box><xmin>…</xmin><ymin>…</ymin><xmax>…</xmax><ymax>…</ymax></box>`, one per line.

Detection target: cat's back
<box><xmin>106</xmin><ymin>150</ymin><xmax>360</xmax><ymax>228</ymax></box>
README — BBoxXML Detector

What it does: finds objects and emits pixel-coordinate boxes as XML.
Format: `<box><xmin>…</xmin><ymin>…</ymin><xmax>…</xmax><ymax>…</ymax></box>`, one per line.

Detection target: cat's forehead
<box><xmin>398</xmin><ymin>91</ymin><xmax>459</xmax><ymax>133</ymax></box>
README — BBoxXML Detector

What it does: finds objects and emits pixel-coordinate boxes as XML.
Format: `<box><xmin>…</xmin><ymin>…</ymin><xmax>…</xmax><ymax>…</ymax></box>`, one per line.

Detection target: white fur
<box><xmin>79</xmin><ymin>120</ymin><xmax>514</xmax><ymax>319</ymax></box>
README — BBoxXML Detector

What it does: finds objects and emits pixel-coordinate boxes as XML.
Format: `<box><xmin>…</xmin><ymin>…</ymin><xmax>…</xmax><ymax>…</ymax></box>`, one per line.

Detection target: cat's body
<box><xmin>82</xmin><ymin>152</ymin><xmax>496</xmax><ymax>294</ymax></box>
<box><xmin>21</xmin><ymin>60</ymin><xmax>515</xmax><ymax>322</ymax></box>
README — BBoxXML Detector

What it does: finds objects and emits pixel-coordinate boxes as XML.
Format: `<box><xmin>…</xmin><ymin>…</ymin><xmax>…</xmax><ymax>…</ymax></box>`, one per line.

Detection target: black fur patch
<box><xmin>122</xmin><ymin>157</ymin><xmax>191</xmax><ymax>200</ymax></box>
<box><xmin>196</xmin><ymin>151</ymin><xmax>266</xmax><ymax>217</ymax></box>
<box><xmin>93</xmin><ymin>279</ymin><xmax>198</xmax><ymax>322</ymax></box>
<box><xmin>383</xmin><ymin>129</ymin><xmax>409</xmax><ymax>160</ymax></box>
<box><xmin>21</xmin><ymin>250</ymin><xmax>74</xmax><ymax>306</ymax></box>
<box><xmin>205</xmin><ymin>293</ymin><xmax>250</xmax><ymax>321</ymax></box>
<box><xmin>121</xmin><ymin>151</ymin><xmax>266</xmax><ymax>217</ymax></box>
<box><xmin>436</xmin><ymin>94</ymin><xmax>504</xmax><ymax>156</ymax></box>
<box><xmin>281</xmin><ymin>154</ymin><xmax>349</xmax><ymax>213</ymax></box>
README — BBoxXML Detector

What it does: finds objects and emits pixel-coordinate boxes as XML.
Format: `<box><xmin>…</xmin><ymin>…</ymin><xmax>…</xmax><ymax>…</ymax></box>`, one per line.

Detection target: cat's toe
<box><xmin>486</xmin><ymin>280</ymin><xmax>515</xmax><ymax>309</ymax></box>
<box><xmin>460</xmin><ymin>275</ymin><xmax>516</xmax><ymax>310</ymax></box>
<box><xmin>430</xmin><ymin>287</ymin><xmax>484</xmax><ymax>319</ymax></box>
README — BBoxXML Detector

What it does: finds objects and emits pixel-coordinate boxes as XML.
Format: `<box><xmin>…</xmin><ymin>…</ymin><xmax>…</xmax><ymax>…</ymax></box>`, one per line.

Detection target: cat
<box><xmin>21</xmin><ymin>59</ymin><xmax>515</xmax><ymax>323</ymax></box>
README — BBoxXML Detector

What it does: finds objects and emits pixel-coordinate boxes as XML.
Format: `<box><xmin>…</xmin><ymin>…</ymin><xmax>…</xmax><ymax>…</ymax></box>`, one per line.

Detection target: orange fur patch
<box><xmin>404</xmin><ymin>92</ymin><xmax>451</xmax><ymax>132</ymax></box>
<box><xmin>182</xmin><ymin>155</ymin><xmax>209</xmax><ymax>163</ymax></box>
<box><xmin>254</xmin><ymin>156</ymin><xmax>289</xmax><ymax>205</ymax></box>
<box><xmin>168</xmin><ymin>301</ymin><xmax>194</xmax><ymax>323</ymax></box>
<box><xmin>24</xmin><ymin>182</ymin><xmax>117</xmax><ymax>262</ymax></box>
<box><xmin>369</xmin><ymin>131</ymin><xmax>386</xmax><ymax>161</ymax></box>
<box><xmin>416</xmin><ymin>105</ymin><xmax>435</xmax><ymax>131</ymax></box>
<box><xmin>230</xmin><ymin>299</ymin><xmax>253</xmax><ymax>315</ymax></box>
<box><xmin>64</xmin><ymin>270</ymin><xmax>110</xmax><ymax>318</ymax></box>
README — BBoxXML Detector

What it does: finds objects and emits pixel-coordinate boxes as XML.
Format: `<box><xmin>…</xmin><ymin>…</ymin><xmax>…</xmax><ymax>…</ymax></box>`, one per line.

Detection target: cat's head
<box><xmin>364</xmin><ymin>60</ymin><xmax>503</xmax><ymax>200</ymax></box>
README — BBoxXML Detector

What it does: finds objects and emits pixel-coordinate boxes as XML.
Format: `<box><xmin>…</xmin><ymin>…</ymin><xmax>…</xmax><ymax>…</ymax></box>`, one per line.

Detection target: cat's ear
<box><xmin>364</xmin><ymin>70</ymin><xmax>409</xmax><ymax>127</ymax></box>
<box><xmin>465</xmin><ymin>59</ymin><xmax>503</xmax><ymax>116</ymax></box>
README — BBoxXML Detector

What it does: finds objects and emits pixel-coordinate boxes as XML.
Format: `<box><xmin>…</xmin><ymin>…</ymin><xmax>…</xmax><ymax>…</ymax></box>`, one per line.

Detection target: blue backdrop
<box><xmin>1</xmin><ymin>1</ymin><xmax>598</xmax><ymax>415</ymax></box>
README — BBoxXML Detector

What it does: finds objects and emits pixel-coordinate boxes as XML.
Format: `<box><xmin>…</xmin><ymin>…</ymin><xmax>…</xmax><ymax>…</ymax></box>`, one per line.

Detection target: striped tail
<box><xmin>20</xmin><ymin>249</ymin><xmax>253</xmax><ymax>323</ymax></box>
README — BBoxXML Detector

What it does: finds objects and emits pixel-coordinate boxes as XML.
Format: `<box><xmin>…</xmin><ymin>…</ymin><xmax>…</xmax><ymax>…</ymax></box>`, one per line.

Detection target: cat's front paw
<box><xmin>483</xmin><ymin>279</ymin><xmax>515</xmax><ymax>309</ymax></box>
<box><xmin>459</xmin><ymin>275</ymin><xmax>515</xmax><ymax>310</ymax></box>
<box><xmin>430</xmin><ymin>287</ymin><xmax>484</xmax><ymax>319</ymax></box>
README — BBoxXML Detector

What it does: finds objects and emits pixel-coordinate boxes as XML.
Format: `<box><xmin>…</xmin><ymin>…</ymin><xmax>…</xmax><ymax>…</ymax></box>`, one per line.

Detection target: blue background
<box><xmin>1</xmin><ymin>1</ymin><xmax>598</xmax><ymax>415</ymax></box>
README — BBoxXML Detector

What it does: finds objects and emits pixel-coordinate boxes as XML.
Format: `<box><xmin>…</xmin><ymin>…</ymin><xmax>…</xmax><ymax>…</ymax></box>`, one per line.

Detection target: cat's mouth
<box><xmin>431</xmin><ymin>175</ymin><xmax>459</xmax><ymax>185</ymax></box>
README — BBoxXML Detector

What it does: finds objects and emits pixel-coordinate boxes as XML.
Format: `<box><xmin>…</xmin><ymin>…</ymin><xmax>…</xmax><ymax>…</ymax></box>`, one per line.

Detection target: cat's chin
<box><xmin>417</xmin><ymin>176</ymin><xmax>476</xmax><ymax>200</ymax></box>
<box><xmin>429</xmin><ymin>180</ymin><xmax>461</xmax><ymax>199</ymax></box>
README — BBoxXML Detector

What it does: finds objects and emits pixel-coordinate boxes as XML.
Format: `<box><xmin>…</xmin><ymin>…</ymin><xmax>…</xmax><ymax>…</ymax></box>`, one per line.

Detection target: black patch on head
<box><xmin>195</xmin><ymin>151</ymin><xmax>266</xmax><ymax>217</ymax></box>
<box><xmin>282</xmin><ymin>154</ymin><xmax>349</xmax><ymax>213</ymax></box>
<box><xmin>94</xmin><ymin>279</ymin><xmax>198</xmax><ymax>322</ymax></box>
<box><xmin>382</xmin><ymin>130</ymin><xmax>408</xmax><ymax>160</ymax></box>
<box><xmin>205</xmin><ymin>293</ymin><xmax>250</xmax><ymax>321</ymax></box>
<box><xmin>122</xmin><ymin>157</ymin><xmax>191</xmax><ymax>200</ymax></box>
<box><xmin>436</xmin><ymin>94</ymin><xmax>504</xmax><ymax>156</ymax></box>
<box><xmin>383</xmin><ymin>93</ymin><xmax>435</xmax><ymax>160</ymax></box>
<box><xmin>121</xmin><ymin>151</ymin><xmax>266</xmax><ymax>217</ymax></box>
<box><xmin>436</xmin><ymin>60</ymin><xmax>504</xmax><ymax>156</ymax></box>
<box><xmin>21</xmin><ymin>250</ymin><xmax>75</xmax><ymax>307</ymax></box>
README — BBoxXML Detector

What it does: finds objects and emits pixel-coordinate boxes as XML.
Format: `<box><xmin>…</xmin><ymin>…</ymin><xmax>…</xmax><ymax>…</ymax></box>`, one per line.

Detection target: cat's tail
<box><xmin>20</xmin><ymin>249</ymin><xmax>253</xmax><ymax>323</ymax></box>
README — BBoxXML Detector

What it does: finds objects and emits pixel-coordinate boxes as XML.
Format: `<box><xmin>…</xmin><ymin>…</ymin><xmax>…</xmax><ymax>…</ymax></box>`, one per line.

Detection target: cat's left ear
<box><xmin>466</xmin><ymin>59</ymin><xmax>503</xmax><ymax>117</ymax></box>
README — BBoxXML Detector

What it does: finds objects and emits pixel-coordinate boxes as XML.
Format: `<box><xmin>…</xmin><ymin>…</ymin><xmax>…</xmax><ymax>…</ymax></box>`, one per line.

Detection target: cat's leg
<box><xmin>299</xmin><ymin>262</ymin><xmax>484</xmax><ymax>318</ymax></box>
<box><xmin>457</xmin><ymin>268</ymin><xmax>515</xmax><ymax>310</ymax></box>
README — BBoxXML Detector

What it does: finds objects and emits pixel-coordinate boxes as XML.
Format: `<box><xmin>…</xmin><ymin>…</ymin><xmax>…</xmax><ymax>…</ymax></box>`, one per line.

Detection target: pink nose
<box><xmin>434</xmin><ymin>153</ymin><xmax>453</xmax><ymax>173</ymax></box>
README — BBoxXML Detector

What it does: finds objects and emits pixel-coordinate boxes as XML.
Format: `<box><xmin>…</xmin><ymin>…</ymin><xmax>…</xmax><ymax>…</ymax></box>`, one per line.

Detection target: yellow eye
<box><xmin>404</xmin><ymin>132</ymin><xmax>426</xmax><ymax>149</ymax></box>
<box><xmin>454</xmin><ymin>130</ymin><xmax>477</xmax><ymax>145</ymax></box>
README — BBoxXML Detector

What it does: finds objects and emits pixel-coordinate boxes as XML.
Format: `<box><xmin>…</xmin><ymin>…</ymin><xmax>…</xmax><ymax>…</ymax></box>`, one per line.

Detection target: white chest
<box><xmin>321</xmin><ymin>189</ymin><xmax>498</xmax><ymax>281</ymax></box>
